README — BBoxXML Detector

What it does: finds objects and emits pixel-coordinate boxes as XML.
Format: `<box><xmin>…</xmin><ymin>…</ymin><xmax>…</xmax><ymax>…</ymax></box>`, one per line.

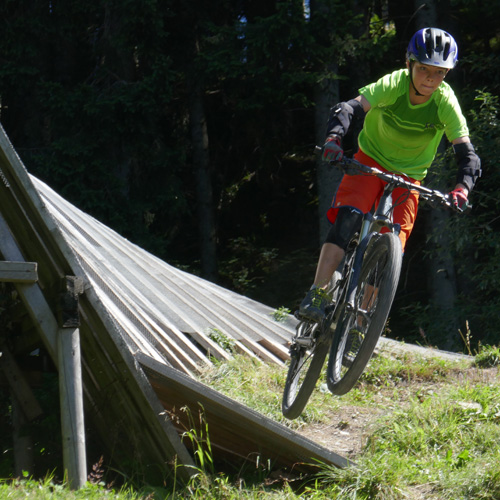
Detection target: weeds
<box><xmin>180</xmin><ymin>405</ymin><xmax>214</xmax><ymax>475</ymax></box>
<box><xmin>207</xmin><ymin>327</ymin><xmax>236</xmax><ymax>353</ymax></box>
<box><xmin>2</xmin><ymin>349</ymin><xmax>499</xmax><ymax>499</ymax></box>
<box><xmin>474</xmin><ymin>344</ymin><xmax>500</xmax><ymax>367</ymax></box>
<box><xmin>271</xmin><ymin>306</ymin><xmax>291</xmax><ymax>322</ymax></box>
<box><xmin>459</xmin><ymin>320</ymin><xmax>474</xmax><ymax>355</ymax></box>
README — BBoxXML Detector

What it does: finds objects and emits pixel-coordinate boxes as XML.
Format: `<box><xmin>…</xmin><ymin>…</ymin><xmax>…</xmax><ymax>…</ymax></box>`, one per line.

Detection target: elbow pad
<box><xmin>453</xmin><ymin>142</ymin><xmax>482</xmax><ymax>192</ymax></box>
<box><xmin>326</xmin><ymin>99</ymin><xmax>366</xmax><ymax>140</ymax></box>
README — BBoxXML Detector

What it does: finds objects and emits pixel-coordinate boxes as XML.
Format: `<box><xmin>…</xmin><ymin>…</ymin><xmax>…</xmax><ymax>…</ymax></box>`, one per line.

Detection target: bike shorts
<box><xmin>326</xmin><ymin>149</ymin><xmax>421</xmax><ymax>251</ymax></box>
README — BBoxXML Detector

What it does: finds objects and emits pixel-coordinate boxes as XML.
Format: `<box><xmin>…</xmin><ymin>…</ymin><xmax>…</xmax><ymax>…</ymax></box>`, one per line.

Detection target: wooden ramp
<box><xmin>0</xmin><ymin>122</ymin><xmax>349</xmax><ymax>482</ymax></box>
<box><xmin>138</xmin><ymin>352</ymin><xmax>349</xmax><ymax>473</ymax></box>
<box><xmin>32</xmin><ymin>175</ymin><xmax>294</xmax><ymax>374</ymax></box>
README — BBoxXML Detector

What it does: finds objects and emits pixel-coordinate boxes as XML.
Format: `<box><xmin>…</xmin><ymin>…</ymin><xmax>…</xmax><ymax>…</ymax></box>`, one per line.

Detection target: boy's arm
<box><xmin>449</xmin><ymin>136</ymin><xmax>482</xmax><ymax>208</ymax></box>
<box><xmin>354</xmin><ymin>95</ymin><xmax>371</xmax><ymax>113</ymax></box>
<box><xmin>322</xmin><ymin>95</ymin><xmax>369</xmax><ymax>162</ymax></box>
<box><xmin>451</xmin><ymin>136</ymin><xmax>481</xmax><ymax>193</ymax></box>
<box><xmin>325</xmin><ymin>96</ymin><xmax>368</xmax><ymax>140</ymax></box>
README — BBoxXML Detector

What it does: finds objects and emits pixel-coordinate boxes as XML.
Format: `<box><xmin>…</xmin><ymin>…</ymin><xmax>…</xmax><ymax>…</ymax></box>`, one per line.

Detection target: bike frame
<box><xmin>327</xmin><ymin>165</ymin><xmax>419</xmax><ymax>324</ymax></box>
<box><xmin>345</xmin><ymin>181</ymin><xmax>403</xmax><ymax>308</ymax></box>
<box><xmin>318</xmin><ymin>155</ymin><xmax>462</xmax><ymax>338</ymax></box>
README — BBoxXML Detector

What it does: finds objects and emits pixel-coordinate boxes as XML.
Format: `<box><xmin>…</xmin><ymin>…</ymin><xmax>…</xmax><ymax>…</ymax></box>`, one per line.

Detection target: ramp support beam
<box><xmin>58</xmin><ymin>276</ymin><xmax>87</xmax><ymax>489</ymax></box>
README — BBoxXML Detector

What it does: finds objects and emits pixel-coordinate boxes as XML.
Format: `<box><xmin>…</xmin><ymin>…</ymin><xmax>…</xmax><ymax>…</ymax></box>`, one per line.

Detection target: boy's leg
<box><xmin>313</xmin><ymin>243</ymin><xmax>345</xmax><ymax>288</ymax></box>
<box><xmin>299</xmin><ymin>207</ymin><xmax>364</xmax><ymax>322</ymax></box>
<box><xmin>391</xmin><ymin>186</ymin><xmax>420</xmax><ymax>251</ymax></box>
<box><xmin>299</xmin><ymin>157</ymin><xmax>382</xmax><ymax>323</ymax></box>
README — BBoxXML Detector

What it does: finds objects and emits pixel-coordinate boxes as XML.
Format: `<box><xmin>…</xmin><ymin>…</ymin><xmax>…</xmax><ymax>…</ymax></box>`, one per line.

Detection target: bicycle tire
<box><xmin>326</xmin><ymin>232</ymin><xmax>402</xmax><ymax>395</ymax></box>
<box><xmin>282</xmin><ymin>320</ymin><xmax>330</xmax><ymax>419</ymax></box>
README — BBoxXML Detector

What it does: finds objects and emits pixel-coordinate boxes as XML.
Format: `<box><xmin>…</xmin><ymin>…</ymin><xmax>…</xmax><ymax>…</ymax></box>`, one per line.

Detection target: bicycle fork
<box><xmin>344</xmin><ymin>202</ymin><xmax>398</xmax><ymax>312</ymax></box>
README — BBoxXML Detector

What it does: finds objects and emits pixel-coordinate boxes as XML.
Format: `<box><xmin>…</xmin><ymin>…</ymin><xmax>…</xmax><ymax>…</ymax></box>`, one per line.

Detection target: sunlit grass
<box><xmin>2</xmin><ymin>347</ymin><xmax>499</xmax><ymax>499</ymax></box>
<box><xmin>0</xmin><ymin>476</ymin><xmax>147</xmax><ymax>499</ymax></box>
<box><xmin>197</xmin><ymin>349</ymin><xmax>499</xmax><ymax>499</ymax></box>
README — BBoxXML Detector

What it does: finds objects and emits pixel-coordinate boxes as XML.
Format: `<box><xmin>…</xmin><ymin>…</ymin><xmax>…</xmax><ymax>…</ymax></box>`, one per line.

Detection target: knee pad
<box><xmin>324</xmin><ymin>207</ymin><xmax>363</xmax><ymax>250</ymax></box>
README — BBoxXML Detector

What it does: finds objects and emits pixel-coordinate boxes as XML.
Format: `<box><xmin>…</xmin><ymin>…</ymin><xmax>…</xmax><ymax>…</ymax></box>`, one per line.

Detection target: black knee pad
<box><xmin>324</xmin><ymin>207</ymin><xmax>363</xmax><ymax>250</ymax></box>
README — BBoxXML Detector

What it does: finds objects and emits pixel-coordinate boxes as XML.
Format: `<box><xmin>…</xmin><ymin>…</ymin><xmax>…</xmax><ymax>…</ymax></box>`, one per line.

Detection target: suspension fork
<box><xmin>344</xmin><ymin>213</ymin><xmax>377</xmax><ymax>311</ymax></box>
<box><xmin>343</xmin><ymin>182</ymin><xmax>401</xmax><ymax>311</ymax></box>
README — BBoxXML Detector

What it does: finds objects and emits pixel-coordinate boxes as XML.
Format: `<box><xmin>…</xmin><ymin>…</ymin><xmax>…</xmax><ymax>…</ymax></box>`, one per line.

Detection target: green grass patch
<box><xmin>197</xmin><ymin>351</ymin><xmax>499</xmax><ymax>499</ymax></box>
<box><xmin>359</xmin><ymin>382</ymin><xmax>500</xmax><ymax>499</ymax></box>
<box><xmin>2</xmin><ymin>350</ymin><xmax>499</xmax><ymax>499</ymax></box>
<box><xmin>358</xmin><ymin>351</ymin><xmax>470</xmax><ymax>388</ymax></box>
<box><xmin>0</xmin><ymin>476</ymin><xmax>148</xmax><ymax>499</ymax></box>
<box><xmin>198</xmin><ymin>356</ymin><xmax>339</xmax><ymax>428</ymax></box>
<box><xmin>474</xmin><ymin>344</ymin><xmax>500</xmax><ymax>368</ymax></box>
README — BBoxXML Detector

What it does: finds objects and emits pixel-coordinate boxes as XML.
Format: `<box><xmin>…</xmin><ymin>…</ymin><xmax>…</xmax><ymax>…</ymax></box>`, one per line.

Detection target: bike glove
<box><xmin>322</xmin><ymin>136</ymin><xmax>343</xmax><ymax>162</ymax></box>
<box><xmin>449</xmin><ymin>187</ymin><xmax>468</xmax><ymax>209</ymax></box>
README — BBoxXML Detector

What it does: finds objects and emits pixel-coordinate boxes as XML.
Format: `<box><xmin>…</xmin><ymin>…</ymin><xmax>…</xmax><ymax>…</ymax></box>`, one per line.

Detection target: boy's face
<box><xmin>407</xmin><ymin>61</ymin><xmax>449</xmax><ymax>96</ymax></box>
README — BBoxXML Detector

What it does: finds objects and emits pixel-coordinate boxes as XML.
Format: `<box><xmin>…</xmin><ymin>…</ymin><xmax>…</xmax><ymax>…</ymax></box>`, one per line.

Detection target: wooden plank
<box><xmin>34</xmin><ymin>178</ymin><xmax>295</xmax><ymax>365</ymax></box>
<box><xmin>75</xmin><ymin>298</ymin><xmax>197</xmax><ymax>483</ymax></box>
<box><xmin>0</xmin><ymin>126</ymin><xmax>198</xmax><ymax>483</ymax></box>
<box><xmin>57</xmin><ymin>277</ymin><xmax>87</xmax><ymax>489</ymax></box>
<box><xmin>0</xmin><ymin>261</ymin><xmax>38</xmax><ymax>283</ymax></box>
<box><xmin>137</xmin><ymin>352</ymin><xmax>351</xmax><ymax>473</ymax></box>
<box><xmin>0</xmin><ymin>214</ymin><xmax>57</xmax><ymax>361</ymax></box>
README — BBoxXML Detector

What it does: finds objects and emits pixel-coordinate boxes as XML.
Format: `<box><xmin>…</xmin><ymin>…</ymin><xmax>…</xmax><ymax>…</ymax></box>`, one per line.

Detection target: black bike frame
<box><xmin>324</xmin><ymin>155</ymin><xmax>463</xmax><ymax>331</ymax></box>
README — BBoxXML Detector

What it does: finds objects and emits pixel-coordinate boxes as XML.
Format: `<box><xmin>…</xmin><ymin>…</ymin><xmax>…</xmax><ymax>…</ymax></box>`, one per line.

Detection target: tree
<box><xmin>415</xmin><ymin>0</ymin><xmax>461</xmax><ymax>349</ymax></box>
<box><xmin>309</xmin><ymin>0</ymin><xmax>342</xmax><ymax>244</ymax></box>
<box><xmin>0</xmin><ymin>0</ymin><xmax>499</xmax><ymax>349</ymax></box>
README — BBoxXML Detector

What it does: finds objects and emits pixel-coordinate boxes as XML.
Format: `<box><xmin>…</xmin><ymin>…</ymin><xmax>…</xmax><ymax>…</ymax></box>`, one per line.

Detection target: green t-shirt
<box><xmin>358</xmin><ymin>68</ymin><xmax>469</xmax><ymax>180</ymax></box>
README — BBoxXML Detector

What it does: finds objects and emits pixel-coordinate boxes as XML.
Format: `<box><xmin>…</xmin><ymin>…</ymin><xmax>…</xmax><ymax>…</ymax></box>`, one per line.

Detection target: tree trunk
<box><xmin>189</xmin><ymin>76</ymin><xmax>218</xmax><ymax>282</ymax></box>
<box><xmin>415</xmin><ymin>0</ymin><xmax>460</xmax><ymax>348</ymax></box>
<box><xmin>310</xmin><ymin>0</ymin><xmax>342</xmax><ymax>245</ymax></box>
<box><xmin>314</xmin><ymin>78</ymin><xmax>341</xmax><ymax>244</ymax></box>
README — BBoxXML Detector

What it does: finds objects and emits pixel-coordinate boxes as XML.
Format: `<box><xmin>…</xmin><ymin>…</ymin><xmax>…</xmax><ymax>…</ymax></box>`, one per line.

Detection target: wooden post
<box><xmin>57</xmin><ymin>276</ymin><xmax>87</xmax><ymax>489</ymax></box>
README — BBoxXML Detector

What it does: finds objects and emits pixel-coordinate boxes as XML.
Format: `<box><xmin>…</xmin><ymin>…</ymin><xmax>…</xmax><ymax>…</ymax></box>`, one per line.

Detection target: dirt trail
<box><xmin>296</xmin><ymin>338</ymin><xmax>488</xmax><ymax>460</ymax></box>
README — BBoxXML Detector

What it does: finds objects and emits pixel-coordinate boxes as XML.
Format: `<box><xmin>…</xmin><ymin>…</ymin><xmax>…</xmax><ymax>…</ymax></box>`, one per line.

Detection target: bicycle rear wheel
<box><xmin>282</xmin><ymin>320</ymin><xmax>330</xmax><ymax>419</ymax></box>
<box><xmin>326</xmin><ymin>232</ymin><xmax>402</xmax><ymax>395</ymax></box>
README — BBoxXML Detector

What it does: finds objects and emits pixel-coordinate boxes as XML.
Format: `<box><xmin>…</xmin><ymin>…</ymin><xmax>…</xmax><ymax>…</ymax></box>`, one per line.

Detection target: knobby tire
<box><xmin>326</xmin><ymin>232</ymin><xmax>402</xmax><ymax>395</ymax></box>
<box><xmin>282</xmin><ymin>321</ymin><xmax>330</xmax><ymax>419</ymax></box>
<box><xmin>281</xmin><ymin>271</ymin><xmax>343</xmax><ymax>420</ymax></box>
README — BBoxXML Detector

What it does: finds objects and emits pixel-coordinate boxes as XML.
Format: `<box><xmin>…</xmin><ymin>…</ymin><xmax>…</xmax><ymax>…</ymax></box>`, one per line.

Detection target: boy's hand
<box><xmin>449</xmin><ymin>186</ymin><xmax>468</xmax><ymax>209</ymax></box>
<box><xmin>322</xmin><ymin>136</ymin><xmax>343</xmax><ymax>162</ymax></box>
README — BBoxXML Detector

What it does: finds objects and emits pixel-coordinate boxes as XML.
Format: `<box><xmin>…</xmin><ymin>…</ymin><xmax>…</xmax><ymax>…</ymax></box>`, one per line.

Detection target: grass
<box><xmin>2</xmin><ymin>345</ymin><xmax>500</xmax><ymax>499</ymax></box>
<box><xmin>196</xmin><ymin>348</ymin><xmax>500</xmax><ymax>499</ymax></box>
<box><xmin>0</xmin><ymin>476</ymin><xmax>147</xmax><ymax>499</ymax></box>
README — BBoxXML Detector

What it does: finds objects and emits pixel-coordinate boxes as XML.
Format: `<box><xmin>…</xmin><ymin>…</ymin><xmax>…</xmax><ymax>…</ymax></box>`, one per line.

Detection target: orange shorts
<box><xmin>326</xmin><ymin>150</ymin><xmax>420</xmax><ymax>251</ymax></box>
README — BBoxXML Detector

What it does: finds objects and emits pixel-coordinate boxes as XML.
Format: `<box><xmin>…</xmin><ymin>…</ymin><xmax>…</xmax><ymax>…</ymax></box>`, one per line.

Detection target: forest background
<box><xmin>0</xmin><ymin>0</ymin><xmax>499</xmax><ymax>352</ymax></box>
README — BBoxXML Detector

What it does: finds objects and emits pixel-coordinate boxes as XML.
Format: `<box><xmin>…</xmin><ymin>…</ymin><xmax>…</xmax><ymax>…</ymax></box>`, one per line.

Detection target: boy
<box><xmin>300</xmin><ymin>27</ymin><xmax>481</xmax><ymax>323</ymax></box>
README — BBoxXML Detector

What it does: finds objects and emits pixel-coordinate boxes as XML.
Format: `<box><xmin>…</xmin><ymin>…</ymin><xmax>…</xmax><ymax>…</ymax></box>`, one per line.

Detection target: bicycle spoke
<box><xmin>326</xmin><ymin>233</ymin><xmax>402</xmax><ymax>395</ymax></box>
<box><xmin>282</xmin><ymin>320</ymin><xmax>330</xmax><ymax>419</ymax></box>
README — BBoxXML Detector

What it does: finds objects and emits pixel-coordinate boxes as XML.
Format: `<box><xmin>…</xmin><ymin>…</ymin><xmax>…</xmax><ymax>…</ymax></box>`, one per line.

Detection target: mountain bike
<box><xmin>282</xmin><ymin>156</ymin><xmax>466</xmax><ymax>419</ymax></box>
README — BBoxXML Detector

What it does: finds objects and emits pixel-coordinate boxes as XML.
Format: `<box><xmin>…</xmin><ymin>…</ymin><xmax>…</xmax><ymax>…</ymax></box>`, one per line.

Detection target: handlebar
<box><xmin>333</xmin><ymin>156</ymin><xmax>468</xmax><ymax>213</ymax></box>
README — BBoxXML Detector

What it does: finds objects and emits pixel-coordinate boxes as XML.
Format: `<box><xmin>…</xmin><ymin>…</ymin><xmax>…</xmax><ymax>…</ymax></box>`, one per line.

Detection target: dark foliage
<box><xmin>0</xmin><ymin>0</ymin><xmax>498</xmax><ymax>349</ymax></box>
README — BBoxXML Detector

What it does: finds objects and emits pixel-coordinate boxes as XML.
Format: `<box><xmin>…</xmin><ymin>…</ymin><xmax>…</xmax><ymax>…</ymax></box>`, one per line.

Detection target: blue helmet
<box><xmin>407</xmin><ymin>28</ymin><xmax>458</xmax><ymax>69</ymax></box>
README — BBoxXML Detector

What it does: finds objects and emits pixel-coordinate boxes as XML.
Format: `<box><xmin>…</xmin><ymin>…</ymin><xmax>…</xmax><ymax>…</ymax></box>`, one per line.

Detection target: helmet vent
<box><xmin>443</xmin><ymin>41</ymin><xmax>451</xmax><ymax>60</ymax></box>
<box><xmin>408</xmin><ymin>27</ymin><xmax>457</xmax><ymax>69</ymax></box>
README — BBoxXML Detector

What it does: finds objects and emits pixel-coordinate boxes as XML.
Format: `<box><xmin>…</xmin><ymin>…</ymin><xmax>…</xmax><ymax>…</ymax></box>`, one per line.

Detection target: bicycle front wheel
<box><xmin>327</xmin><ymin>232</ymin><xmax>402</xmax><ymax>395</ymax></box>
<box><xmin>282</xmin><ymin>320</ymin><xmax>330</xmax><ymax>419</ymax></box>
